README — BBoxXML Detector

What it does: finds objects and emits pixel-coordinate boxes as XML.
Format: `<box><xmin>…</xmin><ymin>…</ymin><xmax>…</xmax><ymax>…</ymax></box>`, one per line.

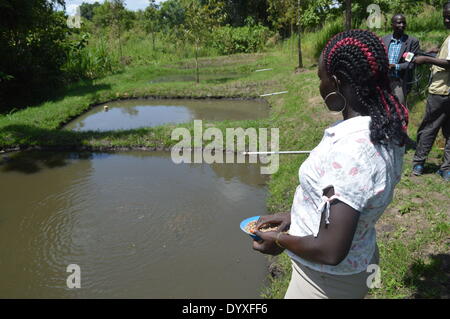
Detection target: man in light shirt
<box><xmin>412</xmin><ymin>2</ymin><xmax>450</xmax><ymax>181</ymax></box>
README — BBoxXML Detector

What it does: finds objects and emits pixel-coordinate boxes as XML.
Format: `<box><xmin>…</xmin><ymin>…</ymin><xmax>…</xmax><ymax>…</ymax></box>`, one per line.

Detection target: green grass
<box><xmin>0</xmin><ymin>52</ymin><xmax>285</xmax><ymax>150</ymax></box>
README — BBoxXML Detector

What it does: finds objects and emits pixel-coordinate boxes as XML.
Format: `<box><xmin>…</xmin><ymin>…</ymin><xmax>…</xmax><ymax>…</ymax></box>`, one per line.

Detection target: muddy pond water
<box><xmin>0</xmin><ymin>151</ymin><xmax>270</xmax><ymax>298</ymax></box>
<box><xmin>64</xmin><ymin>99</ymin><xmax>269</xmax><ymax>132</ymax></box>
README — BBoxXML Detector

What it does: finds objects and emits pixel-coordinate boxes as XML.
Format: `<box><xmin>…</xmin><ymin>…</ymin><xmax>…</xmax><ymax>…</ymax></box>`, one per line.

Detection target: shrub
<box><xmin>63</xmin><ymin>34</ymin><xmax>119</xmax><ymax>80</ymax></box>
<box><xmin>311</xmin><ymin>17</ymin><xmax>344</xmax><ymax>59</ymax></box>
<box><xmin>403</xmin><ymin>5</ymin><xmax>445</xmax><ymax>33</ymax></box>
<box><xmin>210</xmin><ymin>24</ymin><xmax>272</xmax><ymax>55</ymax></box>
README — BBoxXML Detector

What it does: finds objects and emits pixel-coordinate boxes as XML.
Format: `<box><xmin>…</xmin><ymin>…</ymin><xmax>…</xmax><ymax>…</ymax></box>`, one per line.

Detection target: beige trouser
<box><xmin>284</xmin><ymin>246</ymin><xmax>379</xmax><ymax>299</ymax></box>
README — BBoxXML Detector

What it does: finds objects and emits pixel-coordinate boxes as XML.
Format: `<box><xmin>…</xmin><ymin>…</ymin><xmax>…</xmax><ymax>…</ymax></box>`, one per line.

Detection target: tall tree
<box><xmin>182</xmin><ymin>0</ymin><xmax>225</xmax><ymax>83</ymax></box>
<box><xmin>297</xmin><ymin>0</ymin><xmax>303</xmax><ymax>68</ymax></box>
<box><xmin>93</xmin><ymin>0</ymin><xmax>134</xmax><ymax>60</ymax></box>
<box><xmin>267</xmin><ymin>0</ymin><xmax>296</xmax><ymax>37</ymax></box>
<box><xmin>79</xmin><ymin>1</ymin><xmax>101</xmax><ymax>20</ymax></box>
<box><xmin>268</xmin><ymin>0</ymin><xmax>333</xmax><ymax>69</ymax></box>
<box><xmin>111</xmin><ymin>0</ymin><xmax>125</xmax><ymax>59</ymax></box>
<box><xmin>143</xmin><ymin>0</ymin><xmax>160</xmax><ymax>50</ymax></box>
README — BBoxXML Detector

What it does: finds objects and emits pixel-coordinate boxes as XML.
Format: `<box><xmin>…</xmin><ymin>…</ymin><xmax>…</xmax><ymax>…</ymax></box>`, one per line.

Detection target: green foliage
<box><xmin>79</xmin><ymin>1</ymin><xmax>101</xmax><ymax>20</ymax></box>
<box><xmin>340</xmin><ymin>0</ymin><xmax>450</xmax><ymax>29</ymax></box>
<box><xmin>91</xmin><ymin>0</ymin><xmax>136</xmax><ymax>60</ymax></box>
<box><xmin>0</xmin><ymin>0</ymin><xmax>70</xmax><ymax>111</ymax></box>
<box><xmin>267</xmin><ymin>0</ymin><xmax>297</xmax><ymax>36</ymax></box>
<box><xmin>159</xmin><ymin>0</ymin><xmax>186</xmax><ymax>31</ymax></box>
<box><xmin>0</xmin><ymin>72</ymin><xmax>14</xmax><ymax>82</ymax></box>
<box><xmin>143</xmin><ymin>0</ymin><xmax>161</xmax><ymax>34</ymax></box>
<box><xmin>210</xmin><ymin>23</ymin><xmax>272</xmax><ymax>55</ymax></box>
<box><xmin>268</xmin><ymin>0</ymin><xmax>334</xmax><ymax>37</ymax></box>
<box><xmin>404</xmin><ymin>5</ymin><xmax>446</xmax><ymax>32</ymax></box>
<box><xmin>3</xmin><ymin>0</ymin><xmax>450</xmax><ymax>111</ymax></box>
<box><xmin>182</xmin><ymin>0</ymin><xmax>225</xmax><ymax>45</ymax></box>
<box><xmin>311</xmin><ymin>17</ymin><xmax>345</xmax><ymax>59</ymax></box>
<box><xmin>62</xmin><ymin>33</ymin><xmax>117</xmax><ymax>80</ymax></box>
<box><xmin>92</xmin><ymin>0</ymin><xmax>134</xmax><ymax>30</ymax></box>
<box><xmin>301</xmin><ymin>0</ymin><xmax>335</xmax><ymax>29</ymax></box>
<box><xmin>220</xmin><ymin>0</ymin><xmax>270</xmax><ymax>27</ymax></box>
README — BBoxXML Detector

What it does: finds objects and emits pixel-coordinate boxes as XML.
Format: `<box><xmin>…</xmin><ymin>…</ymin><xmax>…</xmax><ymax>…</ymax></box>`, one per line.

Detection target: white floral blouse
<box><xmin>287</xmin><ymin>116</ymin><xmax>404</xmax><ymax>275</ymax></box>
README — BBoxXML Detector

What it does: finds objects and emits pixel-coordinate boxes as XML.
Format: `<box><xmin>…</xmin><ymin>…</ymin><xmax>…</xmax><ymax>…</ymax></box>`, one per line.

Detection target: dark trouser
<box><xmin>413</xmin><ymin>93</ymin><xmax>450</xmax><ymax>171</ymax></box>
<box><xmin>390</xmin><ymin>78</ymin><xmax>406</xmax><ymax>106</ymax></box>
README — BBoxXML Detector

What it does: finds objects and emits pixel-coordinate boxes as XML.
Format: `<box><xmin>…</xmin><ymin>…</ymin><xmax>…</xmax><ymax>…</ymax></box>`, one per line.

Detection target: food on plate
<box><xmin>244</xmin><ymin>221</ymin><xmax>278</xmax><ymax>234</ymax></box>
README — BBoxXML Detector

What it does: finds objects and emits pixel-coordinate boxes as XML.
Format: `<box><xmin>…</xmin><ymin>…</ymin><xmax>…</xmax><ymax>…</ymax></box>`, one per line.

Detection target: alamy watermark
<box><xmin>66</xmin><ymin>6</ymin><xmax>81</xmax><ymax>29</ymax></box>
<box><xmin>171</xmin><ymin>120</ymin><xmax>280</xmax><ymax>174</ymax></box>
<box><xmin>66</xmin><ymin>264</ymin><xmax>81</xmax><ymax>289</ymax></box>
<box><xmin>367</xmin><ymin>4</ymin><xmax>383</xmax><ymax>29</ymax></box>
<box><xmin>366</xmin><ymin>264</ymin><xmax>381</xmax><ymax>289</ymax></box>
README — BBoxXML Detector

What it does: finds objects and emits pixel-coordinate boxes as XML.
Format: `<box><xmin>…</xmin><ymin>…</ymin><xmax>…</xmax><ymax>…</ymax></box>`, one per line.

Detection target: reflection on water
<box><xmin>0</xmin><ymin>151</ymin><xmax>269</xmax><ymax>298</ymax></box>
<box><xmin>64</xmin><ymin>99</ymin><xmax>269</xmax><ymax>132</ymax></box>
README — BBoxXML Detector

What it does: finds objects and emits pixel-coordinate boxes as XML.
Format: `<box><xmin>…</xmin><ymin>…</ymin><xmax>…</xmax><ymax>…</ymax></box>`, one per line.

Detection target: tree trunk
<box><xmin>345</xmin><ymin>0</ymin><xmax>352</xmax><ymax>31</ymax></box>
<box><xmin>297</xmin><ymin>28</ymin><xmax>303</xmax><ymax>69</ymax></box>
<box><xmin>290</xmin><ymin>23</ymin><xmax>294</xmax><ymax>57</ymax></box>
<box><xmin>152</xmin><ymin>32</ymin><xmax>155</xmax><ymax>51</ymax></box>
<box><xmin>118</xmin><ymin>33</ymin><xmax>122</xmax><ymax>60</ymax></box>
<box><xmin>117</xmin><ymin>20</ymin><xmax>122</xmax><ymax>60</ymax></box>
<box><xmin>297</xmin><ymin>0</ymin><xmax>303</xmax><ymax>69</ymax></box>
<box><xmin>195</xmin><ymin>43</ymin><xmax>199</xmax><ymax>84</ymax></box>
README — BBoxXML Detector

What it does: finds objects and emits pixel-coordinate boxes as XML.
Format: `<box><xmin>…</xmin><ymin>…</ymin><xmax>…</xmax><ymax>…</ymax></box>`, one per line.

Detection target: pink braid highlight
<box><xmin>389</xmin><ymin>94</ymin><xmax>408</xmax><ymax>132</ymax></box>
<box><xmin>376</xmin><ymin>86</ymin><xmax>391</xmax><ymax>116</ymax></box>
<box><xmin>327</xmin><ymin>38</ymin><xmax>379</xmax><ymax>76</ymax></box>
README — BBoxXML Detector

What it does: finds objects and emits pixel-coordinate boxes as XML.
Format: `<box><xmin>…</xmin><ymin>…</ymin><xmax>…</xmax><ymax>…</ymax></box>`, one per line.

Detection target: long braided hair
<box><xmin>322</xmin><ymin>29</ymin><xmax>409</xmax><ymax>146</ymax></box>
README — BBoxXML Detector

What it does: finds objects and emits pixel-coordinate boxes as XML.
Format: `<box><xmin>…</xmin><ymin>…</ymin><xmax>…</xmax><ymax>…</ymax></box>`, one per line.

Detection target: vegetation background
<box><xmin>1</xmin><ymin>0</ymin><xmax>449</xmax><ymax>112</ymax></box>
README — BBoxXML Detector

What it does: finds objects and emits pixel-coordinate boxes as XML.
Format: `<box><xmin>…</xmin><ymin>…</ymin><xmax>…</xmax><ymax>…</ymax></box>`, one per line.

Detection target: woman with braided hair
<box><xmin>251</xmin><ymin>30</ymin><xmax>409</xmax><ymax>299</ymax></box>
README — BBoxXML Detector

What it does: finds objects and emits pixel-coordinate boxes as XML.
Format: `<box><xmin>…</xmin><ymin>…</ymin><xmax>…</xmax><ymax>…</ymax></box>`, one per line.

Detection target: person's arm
<box><xmin>415</xmin><ymin>38</ymin><xmax>450</xmax><ymax>68</ymax></box>
<box><xmin>253</xmin><ymin>187</ymin><xmax>359</xmax><ymax>266</ymax></box>
<box><xmin>414</xmin><ymin>55</ymin><xmax>450</xmax><ymax>69</ymax></box>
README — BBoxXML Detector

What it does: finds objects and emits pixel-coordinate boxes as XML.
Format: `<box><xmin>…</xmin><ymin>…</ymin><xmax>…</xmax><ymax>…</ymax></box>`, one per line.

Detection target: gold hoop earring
<box><xmin>324</xmin><ymin>91</ymin><xmax>347</xmax><ymax>114</ymax></box>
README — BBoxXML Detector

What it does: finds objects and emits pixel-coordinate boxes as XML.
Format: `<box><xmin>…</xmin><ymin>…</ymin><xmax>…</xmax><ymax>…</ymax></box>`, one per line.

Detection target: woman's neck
<box><xmin>341</xmin><ymin>85</ymin><xmax>361</xmax><ymax>120</ymax></box>
<box><xmin>342</xmin><ymin>105</ymin><xmax>361</xmax><ymax>121</ymax></box>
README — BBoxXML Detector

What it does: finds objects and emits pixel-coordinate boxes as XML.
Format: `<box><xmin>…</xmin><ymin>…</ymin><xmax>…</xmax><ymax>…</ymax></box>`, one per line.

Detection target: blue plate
<box><xmin>240</xmin><ymin>216</ymin><xmax>261</xmax><ymax>241</ymax></box>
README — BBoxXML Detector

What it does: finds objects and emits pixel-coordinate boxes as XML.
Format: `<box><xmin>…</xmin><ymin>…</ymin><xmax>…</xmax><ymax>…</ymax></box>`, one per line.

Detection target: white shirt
<box><xmin>447</xmin><ymin>37</ymin><xmax>450</xmax><ymax>60</ymax></box>
<box><xmin>287</xmin><ymin>116</ymin><xmax>404</xmax><ymax>275</ymax></box>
